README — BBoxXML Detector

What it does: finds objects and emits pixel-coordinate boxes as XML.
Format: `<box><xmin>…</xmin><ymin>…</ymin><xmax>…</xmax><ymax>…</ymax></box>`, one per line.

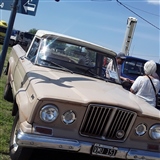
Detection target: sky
<box><xmin>0</xmin><ymin>0</ymin><xmax>160</xmax><ymax>62</ymax></box>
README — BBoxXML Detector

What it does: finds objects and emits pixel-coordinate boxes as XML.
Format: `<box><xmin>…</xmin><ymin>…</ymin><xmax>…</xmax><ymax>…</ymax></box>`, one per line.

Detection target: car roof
<box><xmin>125</xmin><ymin>56</ymin><xmax>160</xmax><ymax>66</ymax></box>
<box><xmin>125</xmin><ymin>56</ymin><xmax>148</xmax><ymax>62</ymax></box>
<box><xmin>35</xmin><ymin>30</ymin><xmax>117</xmax><ymax>57</ymax></box>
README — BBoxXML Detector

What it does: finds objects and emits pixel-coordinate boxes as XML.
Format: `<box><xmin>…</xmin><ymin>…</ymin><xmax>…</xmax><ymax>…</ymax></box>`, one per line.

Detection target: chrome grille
<box><xmin>80</xmin><ymin>104</ymin><xmax>137</xmax><ymax>142</ymax></box>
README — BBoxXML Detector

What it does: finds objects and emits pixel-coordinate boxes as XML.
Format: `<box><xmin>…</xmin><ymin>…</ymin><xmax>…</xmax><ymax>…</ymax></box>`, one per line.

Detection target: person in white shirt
<box><xmin>106</xmin><ymin>52</ymin><xmax>133</xmax><ymax>83</ymax></box>
<box><xmin>130</xmin><ymin>60</ymin><xmax>160</xmax><ymax>107</ymax></box>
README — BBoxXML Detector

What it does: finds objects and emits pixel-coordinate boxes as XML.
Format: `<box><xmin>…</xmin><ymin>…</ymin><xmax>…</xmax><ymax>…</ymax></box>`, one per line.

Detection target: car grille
<box><xmin>80</xmin><ymin>104</ymin><xmax>137</xmax><ymax>142</ymax></box>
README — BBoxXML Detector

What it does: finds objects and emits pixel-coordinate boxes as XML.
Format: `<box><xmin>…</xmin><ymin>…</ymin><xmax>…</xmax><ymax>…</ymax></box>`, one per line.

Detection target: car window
<box><xmin>36</xmin><ymin>38</ymin><xmax>96</xmax><ymax>67</ymax></box>
<box><xmin>122</xmin><ymin>57</ymin><xmax>160</xmax><ymax>80</ymax></box>
<box><xmin>26</xmin><ymin>38</ymin><xmax>40</xmax><ymax>62</ymax></box>
<box><xmin>123</xmin><ymin>60</ymin><xmax>144</xmax><ymax>76</ymax></box>
<box><xmin>26</xmin><ymin>37</ymin><xmax>121</xmax><ymax>83</ymax></box>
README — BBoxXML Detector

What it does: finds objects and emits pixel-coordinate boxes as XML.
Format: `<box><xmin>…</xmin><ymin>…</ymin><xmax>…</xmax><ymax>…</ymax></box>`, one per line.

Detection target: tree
<box><xmin>28</xmin><ymin>28</ymin><xmax>37</xmax><ymax>35</ymax></box>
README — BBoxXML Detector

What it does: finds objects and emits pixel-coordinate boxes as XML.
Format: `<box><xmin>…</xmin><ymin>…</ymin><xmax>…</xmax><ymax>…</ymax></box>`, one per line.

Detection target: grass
<box><xmin>0</xmin><ymin>44</ymin><xmax>14</xmax><ymax>159</ymax></box>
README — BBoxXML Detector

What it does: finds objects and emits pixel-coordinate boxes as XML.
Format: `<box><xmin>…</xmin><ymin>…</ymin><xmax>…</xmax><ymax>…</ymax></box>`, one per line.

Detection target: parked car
<box><xmin>9</xmin><ymin>29</ymin><xmax>21</xmax><ymax>46</ymax></box>
<box><xmin>0</xmin><ymin>20</ymin><xmax>8</xmax><ymax>27</ymax></box>
<box><xmin>18</xmin><ymin>31</ymin><xmax>34</xmax><ymax>51</ymax></box>
<box><xmin>4</xmin><ymin>30</ymin><xmax>160</xmax><ymax>160</ymax></box>
<box><xmin>121</xmin><ymin>56</ymin><xmax>160</xmax><ymax>81</ymax></box>
<box><xmin>0</xmin><ymin>20</ymin><xmax>7</xmax><ymax>44</ymax></box>
<box><xmin>121</xmin><ymin>56</ymin><xmax>160</xmax><ymax>109</ymax></box>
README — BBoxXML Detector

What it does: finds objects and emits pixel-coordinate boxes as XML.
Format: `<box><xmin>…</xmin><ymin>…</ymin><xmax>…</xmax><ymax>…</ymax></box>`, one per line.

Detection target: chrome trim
<box><xmin>149</xmin><ymin>124</ymin><xmax>160</xmax><ymax>140</ymax></box>
<box><xmin>16</xmin><ymin>129</ymin><xmax>80</xmax><ymax>151</ymax></box>
<box><xmin>135</xmin><ymin>123</ymin><xmax>147</xmax><ymax>136</ymax></box>
<box><xmin>127</xmin><ymin>149</ymin><xmax>160</xmax><ymax>160</ymax></box>
<box><xmin>16</xmin><ymin>130</ymin><xmax>159</xmax><ymax>160</ymax></box>
<box><xmin>80</xmin><ymin>104</ymin><xmax>137</xmax><ymax>142</ymax></box>
<box><xmin>62</xmin><ymin>110</ymin><xmax>76</xmax><ymax>124</ymax></box>
<box><xmin>40</xmin><ymin>104</ymin><xmax>59</xmax><ymax>123</ymax></box>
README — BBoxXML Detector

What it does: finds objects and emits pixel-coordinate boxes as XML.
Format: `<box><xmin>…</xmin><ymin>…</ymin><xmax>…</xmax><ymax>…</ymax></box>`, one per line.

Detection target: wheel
<box><xmin>9</xmin><ymin>113</ymin><xmax>33</xmax><ymax>160</ymax></box>
<box><xmin>3</xmin><ymin>83</ymin><xmax>13</xmax><ymax>102</ymax></box>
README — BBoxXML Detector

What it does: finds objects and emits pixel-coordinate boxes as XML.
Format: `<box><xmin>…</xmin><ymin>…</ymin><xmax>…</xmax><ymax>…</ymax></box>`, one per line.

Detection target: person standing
<box><xmin>106</xmin><ymin>52</ymin><xmax>133</xmax><ymax>83</ymax></box>
<box><xmin>130</xmin><ymin>60</ymin><xmax>160</xmax><ymax>107</ymax></box>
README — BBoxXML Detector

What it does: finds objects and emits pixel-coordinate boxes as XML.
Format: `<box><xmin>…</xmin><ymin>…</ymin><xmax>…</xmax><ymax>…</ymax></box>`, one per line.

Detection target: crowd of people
<box><xmin>106</xmin><ymin>52</ymin><xmax>160</xmax><ymax>109</ymax></box>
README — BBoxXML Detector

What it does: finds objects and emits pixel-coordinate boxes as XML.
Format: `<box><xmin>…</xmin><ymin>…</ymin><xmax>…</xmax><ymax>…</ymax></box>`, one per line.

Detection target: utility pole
<box><xmin>0</xmin><ymin>0</ymin><xmax>19</xmax><ymax>77</ymax></box>
<box><xmin>121</xmin><ymin>17</ymin><xmax>137</xmax><ymax>56</ymax></box>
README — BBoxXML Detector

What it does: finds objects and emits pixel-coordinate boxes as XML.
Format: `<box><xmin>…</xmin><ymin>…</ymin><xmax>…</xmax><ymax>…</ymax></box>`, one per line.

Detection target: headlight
<box><xmin>40</xmin><ymin>105</ymin><xmax>58</xmax><ymax>122</ymax></box>
<box><xmin>149</xmin><ymin>124</ymin><xmax>160</xmax><ymax>140</ymax></box>
<box><xmin>135</xmin><ymin>124</ymin><xmax>147</xmax><ymax>136</ymax></box>
<box><xmin>62</xmin><ymin>110</ymin><xmax>76</xmax><ymax>124</ymax></box>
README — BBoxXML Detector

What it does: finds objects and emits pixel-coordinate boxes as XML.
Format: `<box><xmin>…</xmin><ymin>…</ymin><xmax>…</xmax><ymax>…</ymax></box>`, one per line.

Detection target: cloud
<box><xmin>147</xmin><ymin>0</ymin><xmax>160</xmax><ymax>5</ymax></box>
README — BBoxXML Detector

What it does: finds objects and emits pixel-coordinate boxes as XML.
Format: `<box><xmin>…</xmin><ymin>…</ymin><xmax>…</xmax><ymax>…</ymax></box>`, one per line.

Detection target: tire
<box><xmin>9</xmin><ymin>113</ymin><xmax>33</xmax><ymax>160</ymax></box>
<box><xmin>3</xmin><ymin>83</ymin><xmax>13</xmax><ymax>102</ymax></box>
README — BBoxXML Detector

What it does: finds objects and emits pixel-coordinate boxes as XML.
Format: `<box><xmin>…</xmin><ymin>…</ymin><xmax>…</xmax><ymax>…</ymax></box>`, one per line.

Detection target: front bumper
<box><xmin>16</xmin><ymin>130</ymin><xmax>160</xmax><ymax>160</ymax></box>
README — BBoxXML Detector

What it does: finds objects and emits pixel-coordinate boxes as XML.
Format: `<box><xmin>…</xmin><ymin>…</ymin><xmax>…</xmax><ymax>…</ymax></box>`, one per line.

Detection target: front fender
<box><xmin>15</xmin><ymin>88</ymin><xmax>32</xmax><ymax>122</ymax></box>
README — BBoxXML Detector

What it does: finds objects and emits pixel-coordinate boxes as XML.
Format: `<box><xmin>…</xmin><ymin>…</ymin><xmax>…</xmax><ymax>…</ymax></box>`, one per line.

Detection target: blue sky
<box><xmin>0</xmin><ymin>0</ymin><xmax>160</xmax><ymax>62</ymax></box>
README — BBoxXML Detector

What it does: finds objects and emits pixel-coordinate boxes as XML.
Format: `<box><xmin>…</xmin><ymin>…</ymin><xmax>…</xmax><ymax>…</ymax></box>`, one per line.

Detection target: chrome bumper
<box><xmin>16</xmin><ymin>130</ymin><xmax>160</xmax><ymax>160</ymax></box>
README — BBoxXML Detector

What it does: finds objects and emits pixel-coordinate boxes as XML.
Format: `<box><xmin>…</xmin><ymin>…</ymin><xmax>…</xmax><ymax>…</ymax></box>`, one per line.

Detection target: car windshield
<box><xmin>123</xmin><ymin>59</ymin><xmax>145</xmax><ymax>77</ymax></box>
<box><xmin>123</xmin><ymin>58</ymin><xmax>160</xmax><ymax>80</ymax></box>
<box><xmin>28</xmin><ymin>37</ymin><xmax>121</xmax><ymax>84</ymax></box>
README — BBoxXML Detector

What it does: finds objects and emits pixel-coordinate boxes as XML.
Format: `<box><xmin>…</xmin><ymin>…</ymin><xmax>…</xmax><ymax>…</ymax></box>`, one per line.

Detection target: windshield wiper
<box><xmin>85</xmin><ymin>68</ymin><xmax>119</xmax><ymax>83</ymax></box>
<box><xmin>39</xmin><ymin>59</ymin><xmax>73</xmax><ymax>74</ymax></box>
<box><xmin>85</xmin><ymin>68</ymin><xmax>104</xmax><ymax>78</ymax></box>
<box><xmin>75</xmin><ymin>66</ymin><xmax>109</xmax><ymax>81</ymax></box>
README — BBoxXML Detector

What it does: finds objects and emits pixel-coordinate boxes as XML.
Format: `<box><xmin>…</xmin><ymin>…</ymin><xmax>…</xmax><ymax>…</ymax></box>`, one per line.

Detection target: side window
<box><xmin>123</xmin><ymin>60</ymin><xmax>144</xmax><ymax>75</ymax></box>
<box><xmin>27</xmin><ymin>38</ymin><xmax>40</xmax><ymax>62</ymax></box>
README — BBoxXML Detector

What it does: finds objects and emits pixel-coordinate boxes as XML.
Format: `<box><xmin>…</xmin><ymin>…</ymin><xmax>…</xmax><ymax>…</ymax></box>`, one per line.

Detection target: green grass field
<box><xmin>0</xmin><ymin>45</ymin><xmax>13</xmax><ymax>159</ymax></box>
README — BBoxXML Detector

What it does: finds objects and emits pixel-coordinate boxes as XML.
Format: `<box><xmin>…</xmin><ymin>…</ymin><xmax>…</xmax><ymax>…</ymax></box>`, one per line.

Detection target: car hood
<box><xmin>25</xmin><ymin>67</ymin><xmax>160</xmax><ymax>118</ymax></box>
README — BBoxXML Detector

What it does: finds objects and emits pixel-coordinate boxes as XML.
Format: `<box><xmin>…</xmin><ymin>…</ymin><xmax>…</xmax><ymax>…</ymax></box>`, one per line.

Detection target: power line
<box><xmin>116</xmin><ymin>0</ymin><xmax>160</xmax><ymax>30</ymax></box>
<box><xmin>90</xmin><ymin>0</ymin><xmax>159</xmax><ymax>30</ymax></box>
<box><xmin>123</xmin><ymin>3</ymin><xmax>159</xmax><ymax>17</ymax></box>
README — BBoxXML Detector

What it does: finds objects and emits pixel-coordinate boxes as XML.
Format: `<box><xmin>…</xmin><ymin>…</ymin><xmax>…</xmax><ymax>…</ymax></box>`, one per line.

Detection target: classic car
<box><xmin>4</xmin><ymin>30</ymin><xmax>160</xmax><ymax>160</ymax></box>
<box><xmin>0</xmin><ymin>20</ymin><xmax>7</xmax><ymax>43</ymax></box>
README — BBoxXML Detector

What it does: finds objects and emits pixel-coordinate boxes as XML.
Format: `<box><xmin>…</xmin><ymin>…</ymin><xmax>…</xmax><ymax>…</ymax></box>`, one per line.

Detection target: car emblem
<box><xmin>116</xmin><ymin>130</ymin><xmax>125</xmax><ymax>139</ymax></box>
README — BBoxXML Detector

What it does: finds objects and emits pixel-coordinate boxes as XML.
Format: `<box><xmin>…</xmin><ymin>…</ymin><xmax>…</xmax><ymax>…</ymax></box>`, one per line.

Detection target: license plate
<box><xmin>92</xmin><ymin>144</ymin><xmax>118</xmax><ymax>158</ymax></box>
